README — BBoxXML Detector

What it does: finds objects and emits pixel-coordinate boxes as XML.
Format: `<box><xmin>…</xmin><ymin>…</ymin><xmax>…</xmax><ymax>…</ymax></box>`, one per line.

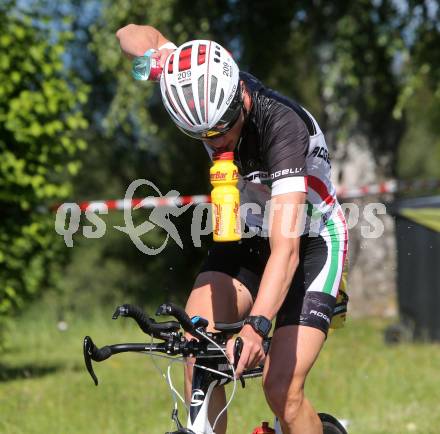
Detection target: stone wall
<box><xmin>343</xmin><ymin>198</ymin><xmax>398</xmax><ymax>318</ymax></box>
<box><xmin>332</xmin><ymin>142</ymin><xmax>398</xmax><ymax>318</ymax></box>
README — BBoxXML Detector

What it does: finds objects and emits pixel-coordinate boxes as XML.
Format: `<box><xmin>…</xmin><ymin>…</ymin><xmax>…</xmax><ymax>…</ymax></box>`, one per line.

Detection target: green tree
<box><xmin>396</xmin><ymin>1</ymin><xmax>440</xmax><ymax>180</ymax></box>
<box><xmin>55</xmin><ymin>0</ymin><xmax>213</xmax><ymax>309</ymax></box>
<box><xmin>0</xmin><ymin>1</ymin><xmax>89</xmax><ymax>337</ymax></box>
<box><xmin>52</xmin><ymin>0</ymin><xmax>440</xmax><ymax>313</ymax></box>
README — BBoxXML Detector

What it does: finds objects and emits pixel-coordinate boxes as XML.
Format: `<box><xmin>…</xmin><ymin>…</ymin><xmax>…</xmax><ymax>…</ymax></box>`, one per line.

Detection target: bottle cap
<box><xmin>213</xmin><ymin>151</ymin><xmax>234</xmax><ymax>161</ymax></box>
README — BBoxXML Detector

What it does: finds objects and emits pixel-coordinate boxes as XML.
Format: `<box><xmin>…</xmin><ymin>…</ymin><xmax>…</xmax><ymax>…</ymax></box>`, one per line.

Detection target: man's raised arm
<box><xmin>116</xmin><ymin>24</ymin><xmax>176</xmax><ymax>65</ymax></box>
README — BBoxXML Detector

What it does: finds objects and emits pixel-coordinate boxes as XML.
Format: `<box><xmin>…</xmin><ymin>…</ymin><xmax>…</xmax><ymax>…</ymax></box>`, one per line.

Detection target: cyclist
<box><xmin>116</xmin><ymin>24</ymin><xmax>348</xmax><ymax>434</ymax></box>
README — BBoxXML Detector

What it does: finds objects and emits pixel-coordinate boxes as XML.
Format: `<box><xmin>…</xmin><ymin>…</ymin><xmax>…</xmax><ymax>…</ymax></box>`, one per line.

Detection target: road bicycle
<box><xmin>83</xmin><ymin>302</ymin><xmax>348</xmax><ymax>434</ymax></box>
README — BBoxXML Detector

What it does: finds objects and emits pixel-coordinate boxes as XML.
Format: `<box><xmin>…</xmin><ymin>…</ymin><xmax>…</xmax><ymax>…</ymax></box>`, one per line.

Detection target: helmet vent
<box><xmin>182</xmin><ymin>84</ymin><xmax>200</xmax><ymax>124</ymax></box>
<box><xmin>179</xmin><ymin>45</ymin><xmax>192</xmax><ymax>71</ymax></box>
<box><xmin>217</xmin><ymin>89</ymin><xmax>224</xmax><ymax>110</ymax></box>
<box><xmin>165</xmin><ymin>88</ymin><xmax>178</xmax><ymax>117</ymax></box>
<box><xmin>210</xmin><ymin>76</ymin><xmax>218</xmax><ymax>103</ymax></box>
<box><xmin>198</xmin><ymin>75</ymin><xmax>206</xmax><ymax>122</ymax></box>
<box><xmin>171</xmin><ymin>84</ymin><xmax>193</xmax><ymax>125</ymax></box>
<box><xmin>198</xmin><ymin>44</ymin><xmax>206</xmax><ymax>65</ymax></box>
<box><xmin>160</xmin><ymin>40</ymin><xmax>240</xmax><ymax>137</ymax></box>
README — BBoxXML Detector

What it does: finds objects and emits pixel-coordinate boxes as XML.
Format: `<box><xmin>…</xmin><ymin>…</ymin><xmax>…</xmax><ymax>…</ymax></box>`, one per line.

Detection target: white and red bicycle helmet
<box><xmin>160</xmin><ymin>40</ymin><xmax>242</xmax><ymax>139</ymax></box>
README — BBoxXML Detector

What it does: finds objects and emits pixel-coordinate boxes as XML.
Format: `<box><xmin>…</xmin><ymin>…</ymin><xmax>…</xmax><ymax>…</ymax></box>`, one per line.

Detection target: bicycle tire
<box><xmin>318</xmin><ymin>413</ymin><xmax>348</xmax><ymax>434</ymax></box>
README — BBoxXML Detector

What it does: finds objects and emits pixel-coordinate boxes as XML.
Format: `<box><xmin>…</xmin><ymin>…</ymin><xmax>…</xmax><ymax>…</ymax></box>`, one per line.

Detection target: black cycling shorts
<box><xmin>199</xmin><ymin>234</ymin><xmax>338</xmax><ymax>336</ymax></box>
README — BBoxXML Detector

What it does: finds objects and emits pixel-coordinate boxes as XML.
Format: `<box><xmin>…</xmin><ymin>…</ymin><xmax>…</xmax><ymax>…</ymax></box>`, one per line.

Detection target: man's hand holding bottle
<box><xmin>116</xmin><ymin>24</ymin><xmax>176</xmax><ymax>69</ymax></box>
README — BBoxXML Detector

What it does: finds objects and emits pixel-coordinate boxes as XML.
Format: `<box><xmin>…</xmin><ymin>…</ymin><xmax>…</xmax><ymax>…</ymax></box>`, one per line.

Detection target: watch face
<box><xmin>248</xmin><ymin>316</ymin><xmax>271</xmax><ymax>337</ymax></box>
<box><xmin>257</xmin><ymin>317</ymin><xmax>271</xmax><ymax>335</ymax></box>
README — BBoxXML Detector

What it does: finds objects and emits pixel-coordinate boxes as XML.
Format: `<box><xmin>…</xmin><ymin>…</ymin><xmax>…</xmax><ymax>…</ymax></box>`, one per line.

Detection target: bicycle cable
<box><xmin>196</xmin><ymin>329</ymin><xmax>237</xmax><ymax>431</ymax></box>
<box><xmin>145</xmin><ymin>336</ymin><xmax>188</xmax><ymax>413</ymax></box>
<box><xmin>140</xmin><ymin>351</ymin><xmax>235</xmax><ymax>381</ymax></box>
<box><xmin>167</xmin><ymin>365</ymin><xmax>187</xmax><ymax>410</ymax></box>
<box><xmin>134</xmin><ymin>330</ymin><xmax>239</xmax><ymax>431</ymax></box>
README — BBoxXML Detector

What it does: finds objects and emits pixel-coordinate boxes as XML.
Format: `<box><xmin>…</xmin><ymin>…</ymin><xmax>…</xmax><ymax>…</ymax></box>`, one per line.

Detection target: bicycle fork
<box><xmin>166</xmin><ymin>359</ymin><xmax>228</xmax><ymax>434</ymax></box>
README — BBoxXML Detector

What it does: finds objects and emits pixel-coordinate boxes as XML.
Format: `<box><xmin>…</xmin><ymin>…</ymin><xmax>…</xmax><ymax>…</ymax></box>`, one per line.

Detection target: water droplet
<box><xmin>169</xmin><ymin>266</ymin><xmax>173</xmax><ymax>271</ymax></box>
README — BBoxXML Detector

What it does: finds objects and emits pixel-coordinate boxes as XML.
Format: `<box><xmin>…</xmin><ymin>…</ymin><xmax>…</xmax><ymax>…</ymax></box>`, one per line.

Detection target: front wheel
<box><xmin>318</xmin><ymin>413</ymin><xmax>348</xmax><ymax>434</ymax></box>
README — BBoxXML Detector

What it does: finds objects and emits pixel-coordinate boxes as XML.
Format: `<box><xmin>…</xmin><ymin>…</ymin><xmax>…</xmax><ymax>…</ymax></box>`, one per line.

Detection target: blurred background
<box><xmin>1</xmin><ymin>0</ymin><xmax>439</xmax><ymax>433</ymax></box>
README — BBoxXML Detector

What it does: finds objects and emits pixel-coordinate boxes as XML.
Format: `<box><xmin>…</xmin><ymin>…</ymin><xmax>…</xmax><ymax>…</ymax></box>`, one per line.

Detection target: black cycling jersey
<box><xmin>237</xmin><ymin>71</ymin><xmax>310</xmax><ymax>184</ymax></box>
<box><xmin>204</xmin><ymin>71</ymin><xmax>338</xmax><ymax>234</ymax></box>
<box><xmin>200</xmin><ymin>72</ymin><xmax>348</xmax><ymax>334</ymax></box>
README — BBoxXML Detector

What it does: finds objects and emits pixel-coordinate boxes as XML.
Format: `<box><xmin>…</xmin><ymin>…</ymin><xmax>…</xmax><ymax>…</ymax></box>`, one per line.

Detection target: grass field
<box><xmin>1</xmin><ymin>303</ymin><xmax>440</xmax><ymax>434</ymax></box>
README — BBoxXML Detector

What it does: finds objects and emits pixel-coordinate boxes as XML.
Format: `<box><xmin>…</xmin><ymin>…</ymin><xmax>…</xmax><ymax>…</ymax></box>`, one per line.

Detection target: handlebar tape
<box><xmin>156</xmin><ymin>302</ymin><xmax>195</xmax><ymax>333</ymax></box>
<box><xmin>92</xmin><ymin>345</ymin><xmax>112</xmax><ymax>361</ymax></box>
<box><xmin>120</xmin><ymin>304</ymin><xmax>155</xmax><ymax>334</ymax></box>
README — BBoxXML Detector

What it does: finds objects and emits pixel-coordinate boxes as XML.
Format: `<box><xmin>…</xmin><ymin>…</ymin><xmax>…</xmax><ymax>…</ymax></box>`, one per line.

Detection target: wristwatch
<box><xmin>243</xmin><ymin>315</ymin><xmax>272</xmax><ymax>338</ymax></box>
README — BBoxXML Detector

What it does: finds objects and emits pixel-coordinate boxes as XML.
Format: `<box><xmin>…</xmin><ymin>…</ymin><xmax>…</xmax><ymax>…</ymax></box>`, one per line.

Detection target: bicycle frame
<box><xmin>185</xmin><ymin>353</ymin><xmax>279</xmax><ymax>434</ymax></box>
<box><xmin>187</xmin><ymin>362</ymin><xmax>228</xmax><ymax>434</ymax></box>
<box><xmin>83</xmin><ymin>303</ymin><xmax>346</xmax><ymax>434</ymax></box>
<box><xmin>83</xmin><ymin>304</ymin><xmax>272</xmax><ymax>434</ymax></box>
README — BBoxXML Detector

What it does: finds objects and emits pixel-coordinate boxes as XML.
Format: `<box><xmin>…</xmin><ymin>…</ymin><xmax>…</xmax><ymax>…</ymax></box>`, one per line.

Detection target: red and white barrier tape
<box><xmin>70</xmin><ymin>195</ymin><xmax>211</xmax><ymax>212</ymax></box>
<box><xmin>338</xmin><ymin>178</ymin><xmax>440</xmax><ymax>200</ymax></box>
<box><xmin>336</xmin><ymin>180</ymin><xmax>397</xmax><ymax>199</ymax></box>
<box><xmin>55</xmin><ymin>179</ymin><xmax>440</xmax><ymax>212</ymax></box>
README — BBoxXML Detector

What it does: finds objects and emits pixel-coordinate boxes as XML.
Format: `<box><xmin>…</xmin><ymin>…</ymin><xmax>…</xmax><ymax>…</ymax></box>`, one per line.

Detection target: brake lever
<box><xmin>83</xmin><ymin>336</ymin><xmax>99</xmax><ymax>386</ymax></box>
<box><xmin>233</xmin><ymin>337</ymin><xmax>246</xmax><ymax>388</ymax></box>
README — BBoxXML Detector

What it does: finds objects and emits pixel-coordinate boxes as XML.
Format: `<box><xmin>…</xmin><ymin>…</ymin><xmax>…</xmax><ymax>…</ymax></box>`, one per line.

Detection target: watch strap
<box><xmin>244</xmin><ymin>315</ymin><xmax>272</xmax><ymax>338</ymax></box>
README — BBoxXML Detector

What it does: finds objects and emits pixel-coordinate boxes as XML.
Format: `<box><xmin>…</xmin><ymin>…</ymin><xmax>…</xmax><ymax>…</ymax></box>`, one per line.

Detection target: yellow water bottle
<box><xmin>210</xmin><ymin>152</ymin><xmax>241</xmax><ymax>242</ymax></box>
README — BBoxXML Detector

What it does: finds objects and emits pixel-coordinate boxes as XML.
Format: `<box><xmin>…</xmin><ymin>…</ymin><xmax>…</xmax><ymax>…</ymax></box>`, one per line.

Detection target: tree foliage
<box><xmin>88</xmin><ymin>0</ymin><xmax>439</xmax><ymax>178</ymax></box>
<box><xmin>58</xmin><ymin>0</ymin><xmax>440</xmax><ymax>310</ymax></box>
<box><xmin>0</xmin><ymin>1</ymin><xmax>89</xmax><ymax>332</ymax></box>
<box><xmin>3</xmin><ymin>0</ymin><xmax>440</xmax><ymax>325</ymax></box>
<box><xmin>31</xmin><ymin>0</ymin><xmax>214</xmax><ymax>313</ymax></box>
<box><xmin>395</xmin><ymin>1</ymin><xmax>440</xmax><ymax>179</ymax></box>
